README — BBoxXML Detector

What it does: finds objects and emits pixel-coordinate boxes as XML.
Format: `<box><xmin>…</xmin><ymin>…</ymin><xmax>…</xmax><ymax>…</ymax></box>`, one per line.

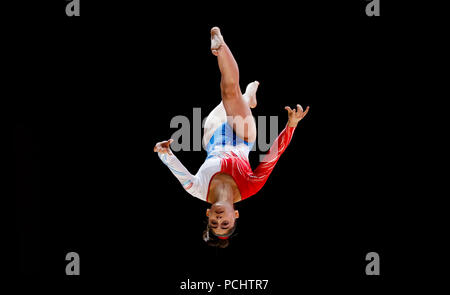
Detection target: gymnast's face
<box><xmin>206</xmin><ymin>203</ymin><xmax>239</xmax><ymax>236</ymax></box>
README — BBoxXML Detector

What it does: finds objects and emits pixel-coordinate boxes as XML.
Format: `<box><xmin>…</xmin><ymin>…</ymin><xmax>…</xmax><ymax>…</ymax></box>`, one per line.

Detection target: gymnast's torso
<box><xmin>157</xmin><ymin>121</ymin><xmax>296</xmax><ymax>202</ymax></box>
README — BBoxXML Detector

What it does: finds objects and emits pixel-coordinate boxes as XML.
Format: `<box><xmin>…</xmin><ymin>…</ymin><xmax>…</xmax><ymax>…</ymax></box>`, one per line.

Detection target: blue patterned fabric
<box><xmin>205</xmin><ymin>123</ymin><xmax>255</xmax><ymax>159</ymax></box>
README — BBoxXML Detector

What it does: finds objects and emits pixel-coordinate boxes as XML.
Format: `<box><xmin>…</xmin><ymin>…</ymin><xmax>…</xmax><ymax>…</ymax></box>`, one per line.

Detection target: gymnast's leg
<box><xmin>203</xmin><ymin>80</ymin><xmax>259</xmax><ymax>148</ymax></box>
<box><xmin>210</xmin><ymin>27</ymin><xmax>258</xmax><ymax>142</ymax></box>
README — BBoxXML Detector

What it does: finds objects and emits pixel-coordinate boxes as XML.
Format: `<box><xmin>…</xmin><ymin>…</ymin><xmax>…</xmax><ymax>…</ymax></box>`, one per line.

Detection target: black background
<box><xmin>12</xmin><ymin>0</ymin><xmax>444</xmax><ymax>292</ymax></box>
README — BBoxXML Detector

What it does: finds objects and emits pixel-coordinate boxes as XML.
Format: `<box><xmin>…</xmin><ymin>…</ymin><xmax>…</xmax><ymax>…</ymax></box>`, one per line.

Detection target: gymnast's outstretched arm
<box><xmin>248</xmin><ymin>105</ymin><xmax>310</xmax><ymax>195</ymax></box>
<box><xmin>154</xmin><ymin>139</ymin><xmax>196</xmax><ymax>191</ymax></box>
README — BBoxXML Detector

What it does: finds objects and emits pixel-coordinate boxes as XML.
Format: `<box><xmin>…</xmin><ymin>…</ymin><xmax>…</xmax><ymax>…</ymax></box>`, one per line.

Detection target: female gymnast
<box><xmin>154</xmin><ymin>27</ymin><xmax>309</xmax><ymax>248</ymax></box>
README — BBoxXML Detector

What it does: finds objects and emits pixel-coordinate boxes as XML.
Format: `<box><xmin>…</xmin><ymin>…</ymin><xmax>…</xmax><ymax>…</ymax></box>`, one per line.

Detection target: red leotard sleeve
<box><xmin>245</xmin><ymin>124</ymin><xmax>296</xmax><ymax>198</ymax></box>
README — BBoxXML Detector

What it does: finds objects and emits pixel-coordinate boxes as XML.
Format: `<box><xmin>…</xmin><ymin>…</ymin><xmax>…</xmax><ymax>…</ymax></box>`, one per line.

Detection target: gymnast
<box><xmin>154</xmin><ymin>27</ymin><xmax>309</xmax><ymax>248</ymax></box>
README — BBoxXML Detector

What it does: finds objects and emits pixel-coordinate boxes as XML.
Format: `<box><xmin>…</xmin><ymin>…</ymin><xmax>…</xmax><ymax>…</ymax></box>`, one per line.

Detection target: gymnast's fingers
<box><xmin>285</xmin><ymin>106</ymin><xmax>293</xmax><ymax>114</ymax></box>
<box><xmin>154</xmin><ymin>142</ymin><xmax>161</xmax><ymax>152</ymax></box>
<box><xmin>302</xmin><ymin>106</ymin><xmax>310</xmax><ymax>118</ymax></box>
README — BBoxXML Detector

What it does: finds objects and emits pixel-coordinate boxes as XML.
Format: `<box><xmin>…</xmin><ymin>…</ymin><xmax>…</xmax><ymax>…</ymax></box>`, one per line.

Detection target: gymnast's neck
<box><xmin>208</xmin><ymin>173</ymin><xmax>241</xmax><ymax>204</ymax></box>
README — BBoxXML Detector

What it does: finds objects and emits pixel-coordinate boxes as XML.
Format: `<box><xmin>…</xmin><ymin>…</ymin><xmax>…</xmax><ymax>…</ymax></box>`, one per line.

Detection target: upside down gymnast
<box><xmin>154</xmin><ymin>27</ymin><xmax>309</xmax><ymax>248</ymax></box>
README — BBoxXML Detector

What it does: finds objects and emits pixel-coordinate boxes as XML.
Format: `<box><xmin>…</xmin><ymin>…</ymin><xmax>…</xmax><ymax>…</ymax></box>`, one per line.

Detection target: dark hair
<box><xmin>202</xmin><ymin>220</ymin><xmax>238</xmax><ymax>248</ymax></box>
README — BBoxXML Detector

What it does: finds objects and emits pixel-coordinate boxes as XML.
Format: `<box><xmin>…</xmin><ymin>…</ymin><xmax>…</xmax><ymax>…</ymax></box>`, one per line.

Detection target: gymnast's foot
<box><xmin>244</xmin><ymin>81</ymin><xmax>259</xmax><ymax>109</ymax></box>
<box><xmin>211</xmin><ymin>27</ymin><xmax>225</xmax><ymax>56</ymax></box>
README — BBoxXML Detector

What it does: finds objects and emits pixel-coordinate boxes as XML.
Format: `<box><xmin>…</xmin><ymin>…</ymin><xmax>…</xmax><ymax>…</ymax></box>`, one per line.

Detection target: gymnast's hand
<box><xmin>285</xmin><ymin>104</ymin><xmax>310</xmax><ymax>128</ymax></box>
<box><xmin>154</xmin><ymin>139</ymin><xmax>174</xmax><ymax>155</ymax></box>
